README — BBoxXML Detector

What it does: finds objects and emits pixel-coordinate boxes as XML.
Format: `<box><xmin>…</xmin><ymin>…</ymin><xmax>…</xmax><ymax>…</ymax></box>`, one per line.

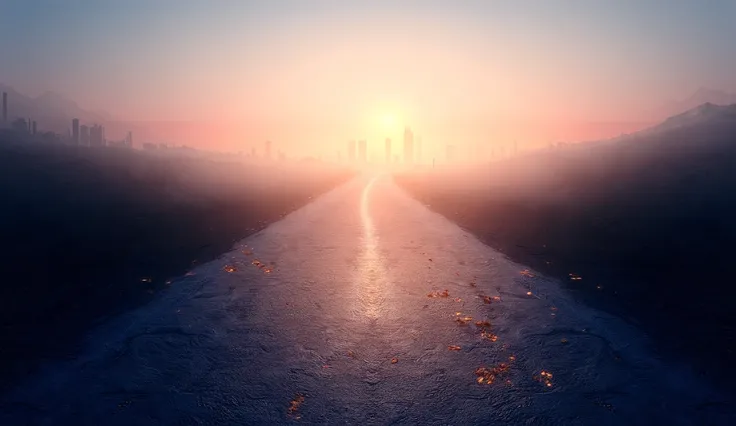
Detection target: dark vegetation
<box><xmin>0</xmin><ymin>139</ymin><xmax>352</xmax><ymax>391</ymax></box>
<box><xmin>396</xmin><ymin>103</ymin><xmax>736</xmax><ymax>386</ymax></box>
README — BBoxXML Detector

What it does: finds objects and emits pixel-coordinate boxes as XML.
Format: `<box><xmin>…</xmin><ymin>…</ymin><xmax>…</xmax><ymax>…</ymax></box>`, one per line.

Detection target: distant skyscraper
<box><xmin>265</xmin><ymin>140</ymin><xmax>272</xmax><ymax>160</ymax></box>
<box><xmin>72</xmin><ymin>118</ymin><xmax>80</xmax><ymax>144</ymax></box>
<box><xmin>90</xmin><ymin>124</ymin><xmax>104</xmax><ymax>146</ymax></box>
<box><xmin>2</xmin><ymin>92</ymin><xmax>7</xmax><ymax>123</ymax></box>
<box><xmin>80</xmin><ymin>125</ymin><xmax>89</xmax><ymax>146</ymax></box>
<box><xmin>358</xmin><ymin>139</ymin><xmax>367</xmax><ymax>163</ymax></box>
<box><xmin>126</xmin><ymin>131</ymin><xmax>133</xmax><ymax>148</ymax></box>
<box><xmin>348</xmin><ymin>140</ymin><xmax>356</xmax><ymax>162</ymax></box>
<box><xmin>403</xmin><ymin>127</ymin><xmax>414</xmax><ymax>165</ymax></box>
<box><xmin>385</xmin><ymin>138</ymin><xmax>391</xmax><ymax>164</ymax></box>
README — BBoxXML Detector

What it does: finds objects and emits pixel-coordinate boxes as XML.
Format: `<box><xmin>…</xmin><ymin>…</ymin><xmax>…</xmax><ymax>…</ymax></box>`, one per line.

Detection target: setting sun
<box><xmin>379</xmin><ymin>112</ymin><xmax>400</xmax><ymax>133</ymax></box>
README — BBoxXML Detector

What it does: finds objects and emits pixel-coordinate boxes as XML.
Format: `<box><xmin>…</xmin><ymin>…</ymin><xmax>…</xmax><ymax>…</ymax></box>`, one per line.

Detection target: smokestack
<box><xmin>2</xmin><ymin>92</ymin><xmax>6</xmax><ymax>122</ymax></box>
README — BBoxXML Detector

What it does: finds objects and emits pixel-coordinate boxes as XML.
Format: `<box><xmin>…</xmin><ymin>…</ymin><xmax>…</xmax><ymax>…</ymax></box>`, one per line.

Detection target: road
<box><xmin>1</xmin><ymin>174</ymin><xmax>731</xmax><ymax>425</ymax></box>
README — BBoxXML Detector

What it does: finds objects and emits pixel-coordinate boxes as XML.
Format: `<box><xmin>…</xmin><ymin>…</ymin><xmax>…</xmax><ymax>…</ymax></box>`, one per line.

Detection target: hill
<box><xmin>0</xmin><ymin>140</ymin><xmax>352</xmax><ymax>391</ymax></box>
<box><xmin>395</xmin><ymin>103</ymin><xmax>736</xmax><ymax>387</ymax></box>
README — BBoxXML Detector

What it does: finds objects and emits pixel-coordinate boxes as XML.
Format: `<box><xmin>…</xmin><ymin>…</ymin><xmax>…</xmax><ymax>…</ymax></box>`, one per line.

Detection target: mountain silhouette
<box><xmin>656</xmin><ymin>87</ymin><xmax>736</xmax><ymax>120</ymax></box>
<box><xmin>0</xmin><ymin>83</ymin><xmax>111</xmax><ymax>131</ymax></box>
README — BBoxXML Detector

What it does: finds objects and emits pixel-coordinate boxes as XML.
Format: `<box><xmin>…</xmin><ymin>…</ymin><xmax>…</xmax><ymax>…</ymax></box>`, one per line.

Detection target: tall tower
<box><xmin>403</xmin><ymin>127</ymin><xmax>414</xmax><ymax>166</ymax></box>
<box><xmin>348</xmin><ymin>140</ymin><xmax>356</xmax><ymax>162</ymax></box>
<box><xmin>72</xmin><ymin>118</ymin><xmax>80</xmax><ymax>144</ymax></box>
<box><xmin>358</xmin><ymin>140</ymin><xmax>367</xmax><ymax>163</ymax></box>
<box><xmin>385</xmin><ymin>138</ymin><xmax>391</xmax><ymax>164</ymax></box>
<box><xmin>2</xmin><ymin>92</ymin><xmax>7</xmax><ymax>123</ymax></box>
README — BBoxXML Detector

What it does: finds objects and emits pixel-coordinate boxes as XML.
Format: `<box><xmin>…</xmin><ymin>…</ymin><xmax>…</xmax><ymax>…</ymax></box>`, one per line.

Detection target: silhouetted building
<box><xmin>126</xmin><ymin>131</ymin><xmax>133</xmax><ymax>148</ymax></box>
<box><xmin>72</xmin><ymin>118</ymin><xmax>80</xmax><ymax>144</ymax></box>
<box><xmin>80</xmin><ymin>125</ymin><xmax>89</xmax><ymax>146</ymax></box>
<box><xmin>90</xmin><ymin>124</ymin><xmax>104</xmax><ymax>147</ymax></box>
<box><xmin>2</xmin><ymin>92</ymin><xmax>7</xmax><ymax>123</ymax></box>
<box><xmin>347</xmin><ymin>140</ymin><xmax>356</xmax><ymax>162</ymax></box>
<box><xmin>358</xmin><ymin>139</ymin><xmax>367</xmax><ymax>163</ymax></box>
<box><xmin>403</xmin><ymin>127</ymin><xmax>414</xmax><ymax>165</ymax></box>
<box><xmin>32</xmin><ymin>121</ymin><xmax>36</xmax><ymax>135</ymax></box>
<box><xmin>385</xmin><ymin>138</ymin><xmax>391</xmax><ymax>164</ymax></box>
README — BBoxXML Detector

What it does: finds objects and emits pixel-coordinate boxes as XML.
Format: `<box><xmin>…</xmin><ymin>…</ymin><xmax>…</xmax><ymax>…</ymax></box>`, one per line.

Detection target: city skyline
<box><xmin>2</xmin><ymin>1</ymin><xmax>735</xmax><ymax>157</ymax></box>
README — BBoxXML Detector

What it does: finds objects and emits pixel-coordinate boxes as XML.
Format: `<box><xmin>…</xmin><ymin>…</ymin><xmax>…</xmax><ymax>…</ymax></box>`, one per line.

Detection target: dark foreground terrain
<box><xmin>0</xmin><ymin>140</ymin><xmax>352</xmax><ymax>391</ymax></box>
<box><xmin>2</xmin><ymin>175</ymin><xmax>731</xmax><ymax>425</ymax></box>
<box><xmin>396</xmin><ymin>103</ymin><xmax>736</xmax><ymax>387</ymax></box>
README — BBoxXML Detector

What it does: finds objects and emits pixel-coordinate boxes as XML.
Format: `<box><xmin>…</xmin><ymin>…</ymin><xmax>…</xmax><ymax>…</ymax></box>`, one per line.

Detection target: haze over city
<box><xmin>2</xmin><ymin>2</ymin><xmax>736</xmax><ymax>425</ymax></box>
<box><xmin>2</xmin><ymin>0</ymin><xmax>735</xmax><ymax>159</ymax></box>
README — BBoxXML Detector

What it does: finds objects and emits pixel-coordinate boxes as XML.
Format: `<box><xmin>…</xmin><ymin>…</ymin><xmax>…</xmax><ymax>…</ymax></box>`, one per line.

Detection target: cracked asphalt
<box><xmin>1</xmin><ymin>174</ymin><xmax>732</xmax><ymax>425</ymax></box>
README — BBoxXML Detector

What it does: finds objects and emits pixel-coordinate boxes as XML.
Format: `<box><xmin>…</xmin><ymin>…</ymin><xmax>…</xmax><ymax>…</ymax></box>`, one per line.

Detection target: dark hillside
<box><xmin>396</xmin><ymin>103</ymin><xmax>736</xmax><ymax>386</ymax></box>
<box><xmin>0</xmin><ymin>140</ymin><xmax>352</xmax><ymax>390</ymax></box>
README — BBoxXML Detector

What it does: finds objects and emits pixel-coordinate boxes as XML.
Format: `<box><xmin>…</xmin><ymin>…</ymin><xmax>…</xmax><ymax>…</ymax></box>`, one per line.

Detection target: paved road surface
<box><xmin>1</xmin><ymin>175</ymin><xmax>732</xmax><ymax>425</ymax></box>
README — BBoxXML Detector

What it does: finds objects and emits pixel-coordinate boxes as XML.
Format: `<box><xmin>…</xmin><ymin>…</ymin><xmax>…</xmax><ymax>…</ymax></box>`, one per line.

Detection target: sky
<box><xmin>1</xmin><ymin>0</ymin><xmax>735</xmax><ymax>158</ymax></box>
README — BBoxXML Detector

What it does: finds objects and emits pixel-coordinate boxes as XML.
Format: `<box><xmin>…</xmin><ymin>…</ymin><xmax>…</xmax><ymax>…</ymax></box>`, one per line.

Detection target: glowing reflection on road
<box><xmin>356</xmin><ymin>174</ymin><xmax>385</xmax><ymax>319</ymax></box>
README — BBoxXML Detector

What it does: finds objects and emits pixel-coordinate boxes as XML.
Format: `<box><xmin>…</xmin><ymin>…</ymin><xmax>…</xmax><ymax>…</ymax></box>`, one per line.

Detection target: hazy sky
<box><xmin>1</xmin><ymin>0</ymin><xmax>735</xmax><ymax>155</ymax></box>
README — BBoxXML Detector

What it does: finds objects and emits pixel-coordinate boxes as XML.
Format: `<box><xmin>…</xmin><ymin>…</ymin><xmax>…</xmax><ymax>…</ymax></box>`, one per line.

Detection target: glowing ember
<box><xmin>526</xmin><ymin>291</ymin><xmax>533</xmax><ymax>296</ymax></box>
<box><xmin>481</xmin><ymin>331</ymin><xmax>498</xmax><ymax>342</ymax></box>
<box><xmin>347</xmin><ymin>350</ymin><xmax>356</xmax><ymax>358</ymax></box>
<box><xmin>252</xmin><ymin>259</ymin><xmax>263</xmax><ymax>267</ymax></box>
<box><xmin>520</xmin><ymin>269</ymin><xmax>535</xmax><ymax>278</ymax></box>
<box><xmin>287</xmin><ymin>394</ymin><xmax>305</xmax><ymax>418</ymax></box>
<box><xmin>454</xmin><ymin>297</ymin><xmax>463</xmax><ymax>302</ymax></box>
<box><xmin>474</xmin><ymin>363</ymin><xmax>510</xmax><ymax>385</ymax></box>
<box><xmin>223</xmin><ymin>265</ymin><xmax>237</xmax><ymax>273</ymax></box>
<box><xmin>560</xmin><ymin>338</ymin><xmax>569</xmax><ymax>344</ymax></box>
<box><xmin>509</xmin><ymin>355</ymin><xmax>516</xmax><ymax>362</ymax></box>
<box><xmin>427</xmin><ymin>289</ymin><xmax>450</xmax><ymax>298</ymax></box>
<box><xmin>263</xmin><ymin>268</ymin><xmax>273</xmax><ymax>274</ymax></box>
<box><xmin>455</xmin><ymin>316</ymin><xmax>473</xmax><ymax>325</ymax></box>
<box><xmin>534</xmin><ymin>370</ymin><xmax>554</xmax><ymax>387</ymax></box>
<box><xmin>481</xmin><ymin>295</ymin><xmax>501</xmax><ymax>304</ymax></box>
<box><xmin>569</xmin><ymin>273</ymin><xmax>582</xmax><ymax>281</ymax></box>
<box><xmin>391</xmin><ymin>357</ymin><xmax>399</xmax><ymax>364</ymax></box>
<box><xmin>140</xmin><ymin>277</ymin><xmax>152</xmax><ymax>283</ymax></box>
<box><xmin>475</xmin><ymin>320</ymin><xmax>491</xmax><ymax>328</ymax></box>
<box><xmin>448</xmin><ymin>345</ymin><xmax>462</xmax><ymax>351</ymax></box>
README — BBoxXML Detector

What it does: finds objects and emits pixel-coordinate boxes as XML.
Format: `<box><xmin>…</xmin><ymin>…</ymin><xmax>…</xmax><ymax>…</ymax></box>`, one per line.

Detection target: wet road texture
<box><xmin>1</xmin><ymin>174</ymin><xmax>733</xmax><ymax>425</ymax></box>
